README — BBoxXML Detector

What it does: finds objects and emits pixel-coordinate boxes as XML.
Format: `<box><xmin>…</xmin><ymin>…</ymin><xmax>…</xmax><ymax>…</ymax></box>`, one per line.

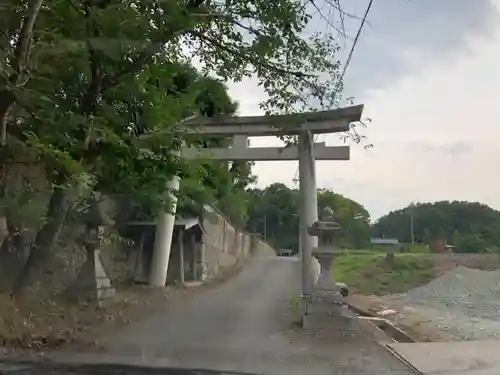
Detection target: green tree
<box><xmin>116</xmin><ymin>72</ymin><xmax>253</xmax><ymax>225</ymax></box>
<box><xmin>246</xmin><ymin>184</ymin><xmax>300</xmax><ymax>251</ymax></box>
<box><xmin>245</xmin><ymin>184</ymin><xmax>371</xmax><ymax>252</ymax></box>
<box><xmin>316</xmin><ymin>188</ymin><xmax>370</xmax><ymax>248</ymax></box>
<box><xmin>451</xmin><ymin>230</ymin><xmax>461</xmax><ymax>247</ymax></box>
<box><xmin>1</xmin><ymin>0</ymin><xmax>352</xmax><ymax>291</ymax></box>
<box><xmin>372</xmin><ymin>201</ymin><xmax>500</xmax><ymax>252</ymax></box>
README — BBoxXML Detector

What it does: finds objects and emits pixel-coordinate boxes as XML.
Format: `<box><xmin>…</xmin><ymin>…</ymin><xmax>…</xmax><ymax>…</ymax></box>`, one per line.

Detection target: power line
<box><xmin>336</xmin><ymin>0</ymin><xmax>374</xmax><ymax>93</ymax></box>
<box><xmin>293</xmin><ymin>0</ymin><xmax>374</xmax><ymax>185</ymax></box>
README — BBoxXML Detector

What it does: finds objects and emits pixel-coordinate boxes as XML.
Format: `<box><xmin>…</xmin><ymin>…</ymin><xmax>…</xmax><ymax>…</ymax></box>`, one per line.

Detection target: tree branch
<box><xmin>99</xmin><ymin>0</ymin><xmax>210</xmax><ymax>93</ymax></box>
<box><xmin>65</xmin><ymin>0</ymin><xmax>86</xmax><ymax>15</ymax></box>
<box><xmin>195</xmin><ymin>12</ymin><xmax>264</xmax><ymax>39</ymax></box>
<box><xmin>1</xmin><ymin>0</ymin><xmax>43</xmax><ymax>147</ymax></box>
<box><xmin>307</xmin><ymin>0</ymin><xmax>347</xmax><ymax>39</ymax></box>
<box><xmin>13</xmin><ymin>0</ymin><xmax>44</xmax><ymax>82</ymax></box>
<box><xmin>81</xmin><ymin>1</ymin><xmax>103</xmax><ymax>118</ymax></box>
<box><xmin>189</xmin><ymin>30</ymin><xmax>315</xmax><ymax>79</ymax></box>
<box><xmin>318</xmin><ymin>0</ymin><xmax>372</xmax><ymax>25</ymax></box>
<box><xmin>187</xmin><ymin>0</ymin><xmax>208</xmax><ymax>8</ymax></box>
<box><xmin>100</xmin><ymin>41</ymin><xmax>164</xmax><ymax>91</ymax></box>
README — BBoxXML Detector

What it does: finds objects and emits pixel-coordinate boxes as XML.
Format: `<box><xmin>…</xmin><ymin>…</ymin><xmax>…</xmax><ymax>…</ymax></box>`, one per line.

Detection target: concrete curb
<box><xmin>347</xmin><ymin>302</ymin><xmax>416</xmax><ymax>339</ymax></box>
<box><xmin>383</xmin><ymin>344</ymin><xmax>424</xmax><ymax>375</ymax></box>
<box><xmin>345</xmin><ymin>301</ymin><xmax>423</xmax><ymax>373</ymax></box>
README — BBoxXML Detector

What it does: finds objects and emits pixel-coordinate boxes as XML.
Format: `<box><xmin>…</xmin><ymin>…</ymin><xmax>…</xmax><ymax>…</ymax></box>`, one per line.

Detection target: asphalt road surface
<box><xmin>53</xmin><ymin>257</ymin><xmax>417</xmax><ymax>375</ymax></box>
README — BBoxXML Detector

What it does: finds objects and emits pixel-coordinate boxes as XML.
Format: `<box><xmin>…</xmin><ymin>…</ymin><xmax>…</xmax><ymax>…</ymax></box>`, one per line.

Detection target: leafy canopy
<box><xmin>2</xmin><ymin>0</ymin><xmax>347</xmax><ymax>209</ymax></box>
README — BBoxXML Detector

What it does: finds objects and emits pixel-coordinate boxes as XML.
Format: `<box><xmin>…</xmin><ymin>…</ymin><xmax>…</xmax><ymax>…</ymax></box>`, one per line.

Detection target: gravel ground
<box><xmin>384</xmin><ymin>266</ymin><xmax>500</xmax><ymax>340</ymax></box>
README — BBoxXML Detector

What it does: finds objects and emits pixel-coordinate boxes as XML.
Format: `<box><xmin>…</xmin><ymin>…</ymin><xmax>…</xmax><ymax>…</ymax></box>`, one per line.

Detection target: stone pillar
<box><xmin>191</xmin><ymin>234</ymin><xmax>197</xmax><ymax>281</ymax></box>
<box><xmin>179</xmin><ymin>228</ymin><xmax>185</xmax><ymax>284</ymax></box>
<box><xmin>315</xmin><ymin>251</ymin><xmax>339</xmax><ymax>292</ymax></box>
<box><xmin>71</xmin><ymin>226</ymin><xmax>115</xmax><ymax>306</ymax></box>
<box><xmin>150</xmin><ymin>149</ymin><xmax>181</xmax><ymax>287</ymax></box>
<box><xmin>298</xmin><ymin>130</ymin><xmax>318</xmax><ymax>307</ymax></box>
<box><xmin>195</xmin><ymin>239</ymin><xmax>208</xmax><ymax>282</ymax></box>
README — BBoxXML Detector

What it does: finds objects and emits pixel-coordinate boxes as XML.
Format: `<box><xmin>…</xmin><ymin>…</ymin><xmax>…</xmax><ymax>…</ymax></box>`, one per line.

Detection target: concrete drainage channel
<box><xmin>346</xmin><ymin>303</ymin><xmax>416</xmax><ymax>344</ymax></box>
<box><xmin>357</xmin><ymin>316</ymin><xmax>415</xmax><ymax>343</ymax></box>
<box><xmin>346</xmin><ymin>303</ymin><xmax>424</xmax><ymax>373</ymax></box>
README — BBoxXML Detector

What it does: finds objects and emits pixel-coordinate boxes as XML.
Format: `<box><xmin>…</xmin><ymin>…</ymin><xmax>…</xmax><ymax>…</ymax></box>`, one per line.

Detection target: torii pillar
<box><xmin>146</xmin><ymin>106</ymin><xmax>364</xmax><ymax>310</ymax></box>
<box><xmin>298</xmin><ymin>130</ymin><xmax>319</xmax><ymax>297</ymax></box>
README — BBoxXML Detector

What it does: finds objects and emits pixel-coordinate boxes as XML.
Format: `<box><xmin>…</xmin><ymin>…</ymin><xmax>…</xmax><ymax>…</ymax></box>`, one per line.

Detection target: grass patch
<box><xmin>333</xmin><ymin>253</ymin><xmax>436</xmax><ymax>295</ymax></box>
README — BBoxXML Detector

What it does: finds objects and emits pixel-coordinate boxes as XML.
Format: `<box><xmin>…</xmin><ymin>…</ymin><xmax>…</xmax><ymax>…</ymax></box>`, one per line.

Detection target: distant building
<box><xmin>370</xmin><ymin>237</ymin><xmax>400</xmax><ymax>247</ymax></box>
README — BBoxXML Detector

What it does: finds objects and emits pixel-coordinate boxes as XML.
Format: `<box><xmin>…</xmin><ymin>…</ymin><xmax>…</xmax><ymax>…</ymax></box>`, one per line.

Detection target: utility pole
<box><xmin>409</xmin><ymin>203</ymin><xmax>415</xmax><ymax>244</ymax></box>
<box><xmin>263</xmin><ymin>214</ymin><xmax>267</xmax><ymax>241</ymax></box>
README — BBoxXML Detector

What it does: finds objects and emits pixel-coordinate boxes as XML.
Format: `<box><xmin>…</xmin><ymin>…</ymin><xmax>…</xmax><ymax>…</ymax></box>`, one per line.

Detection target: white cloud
<box><xmin>226</xmin><ymin>80</ymin><xmax>266</xmax><ymax>117</ymax></box>
<box><xmin>226</xmin><ymin>0</ymin><xmax>500</xmax><ymax>220</ymax></box>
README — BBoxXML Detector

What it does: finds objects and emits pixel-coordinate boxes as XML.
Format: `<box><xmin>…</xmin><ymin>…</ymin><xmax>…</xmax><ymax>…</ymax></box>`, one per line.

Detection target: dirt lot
<box><xmin>343</xmin><ymin>253</ymin><xmax>500</xmax><ymax>342</ymax></box>
<box><xmin>346</xmin><ymin>294</ymin><xmax>447</xmax><ymax>342</ymax></box>
<box><xmin>430</xmin><ymin>252</ymin><xmax>500</xmax><ymax>274</ymax></box>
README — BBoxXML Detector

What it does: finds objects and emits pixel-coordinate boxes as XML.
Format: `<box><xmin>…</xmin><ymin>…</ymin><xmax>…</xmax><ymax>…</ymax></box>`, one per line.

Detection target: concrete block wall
<box><xmin>101</xmin><ymin>205</ymin><xmax>277</xmax><ymax>285</ymax></box>
<box><xmin>200</xmin><ymin>206</ymin><xmax>275</xmax><ymax>277</ymax></box>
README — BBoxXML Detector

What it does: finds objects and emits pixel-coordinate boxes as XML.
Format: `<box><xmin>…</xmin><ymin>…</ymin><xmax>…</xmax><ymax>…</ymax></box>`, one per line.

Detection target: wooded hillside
<box><xmin>245</xmin><ymin>183</ymin><xmax>371</xmax><ymax>252</ymax></box>
<box><xmin>372</xmin><ymin>201</ymin><xmax>500</xmax><ymax>252</ymax></box>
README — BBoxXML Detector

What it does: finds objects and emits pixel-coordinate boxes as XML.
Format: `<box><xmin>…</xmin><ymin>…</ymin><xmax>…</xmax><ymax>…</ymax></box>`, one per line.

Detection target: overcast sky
<box><xmin>227</xmin><ymin>0</ymin><xmax>500</xmax><ymax>220</ymax></box>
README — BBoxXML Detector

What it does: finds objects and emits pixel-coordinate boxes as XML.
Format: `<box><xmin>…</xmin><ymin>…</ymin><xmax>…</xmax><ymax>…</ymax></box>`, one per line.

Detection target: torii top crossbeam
<box><xmin>167</xmin><ymin>105</ymin><xmax>363</xmax><ymax>136</ymax></box>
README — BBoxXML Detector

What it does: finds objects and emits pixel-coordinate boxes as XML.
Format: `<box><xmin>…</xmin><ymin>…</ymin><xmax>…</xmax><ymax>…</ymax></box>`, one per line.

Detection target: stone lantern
<box><xmin>303</xmin><ymin>207</ymin><xmax>355</xmax><ymax>330</ymax></box>
<box><xmin>69</xmin><ymin>194</ymin><xmax>116</xmax><ymax>306</ymax></box>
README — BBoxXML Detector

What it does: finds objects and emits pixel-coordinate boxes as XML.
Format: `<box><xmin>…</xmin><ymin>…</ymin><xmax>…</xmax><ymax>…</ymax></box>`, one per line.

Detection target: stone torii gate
<box><xmin>148</xmin><ymin>105</ymin><xmax>364</xmax><ymax>308</ymax></box>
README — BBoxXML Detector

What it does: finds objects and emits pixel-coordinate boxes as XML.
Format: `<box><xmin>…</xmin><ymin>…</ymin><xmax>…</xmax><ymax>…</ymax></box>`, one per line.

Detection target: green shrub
<box><xmin>400</xmin><ymin>243</ymin><xmax>430</xmax><ymax>253</ymax></box>
<box><xmin>333</xmin><ymin>253</ymin><xmax>435</xmax><ymax>295</ymax></box>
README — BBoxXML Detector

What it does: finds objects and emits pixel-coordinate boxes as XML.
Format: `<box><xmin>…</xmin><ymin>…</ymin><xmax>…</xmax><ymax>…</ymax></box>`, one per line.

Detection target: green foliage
<box><xmin>333</xmin><ymin>253</ymin><xmax>435</xmax><ymax>295</ymax></box>
<box><xmin>246</xmin><ymin>183</ymin><xmax>299</xmax><ymax>251</ymax></box>
<box><xmin>0</xmin><ymin>176</ymin><xmax>49</xmax><ymax>231</ymax></box>
<box><xmin>316</xmin><ymin>188</ymin><xmax>371</xmax><ymax>248</ymax></box>
<box><xmin>0</xmin><ymin>0</ymin><xmax>359</xmax><ymax>292</ymax></box>
<box><xmin>372</xmin><ymin>201</ymin><xmax>500</xmax><ymax>253</ymax></box>
<box><xmin>2</xmin><ymin>0</ymin><xmax>349</xmax><ymax>221</ymax></box>
<box><xmin>245</xmin><ymin>183</ymin><xmax>371</xmax><ymax>252</ymax></box>
<box><xmin>399</xmin><ymin>243</ymin><xmax>430</xmax><ymax>253</ymax></box>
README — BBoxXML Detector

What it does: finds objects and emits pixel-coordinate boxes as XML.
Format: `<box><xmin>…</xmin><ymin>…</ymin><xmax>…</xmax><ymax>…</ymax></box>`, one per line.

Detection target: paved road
<box><xmin>62</xmin><ymin>257</ymin><xmax>417</xmax><ymax>375</ymax></box>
